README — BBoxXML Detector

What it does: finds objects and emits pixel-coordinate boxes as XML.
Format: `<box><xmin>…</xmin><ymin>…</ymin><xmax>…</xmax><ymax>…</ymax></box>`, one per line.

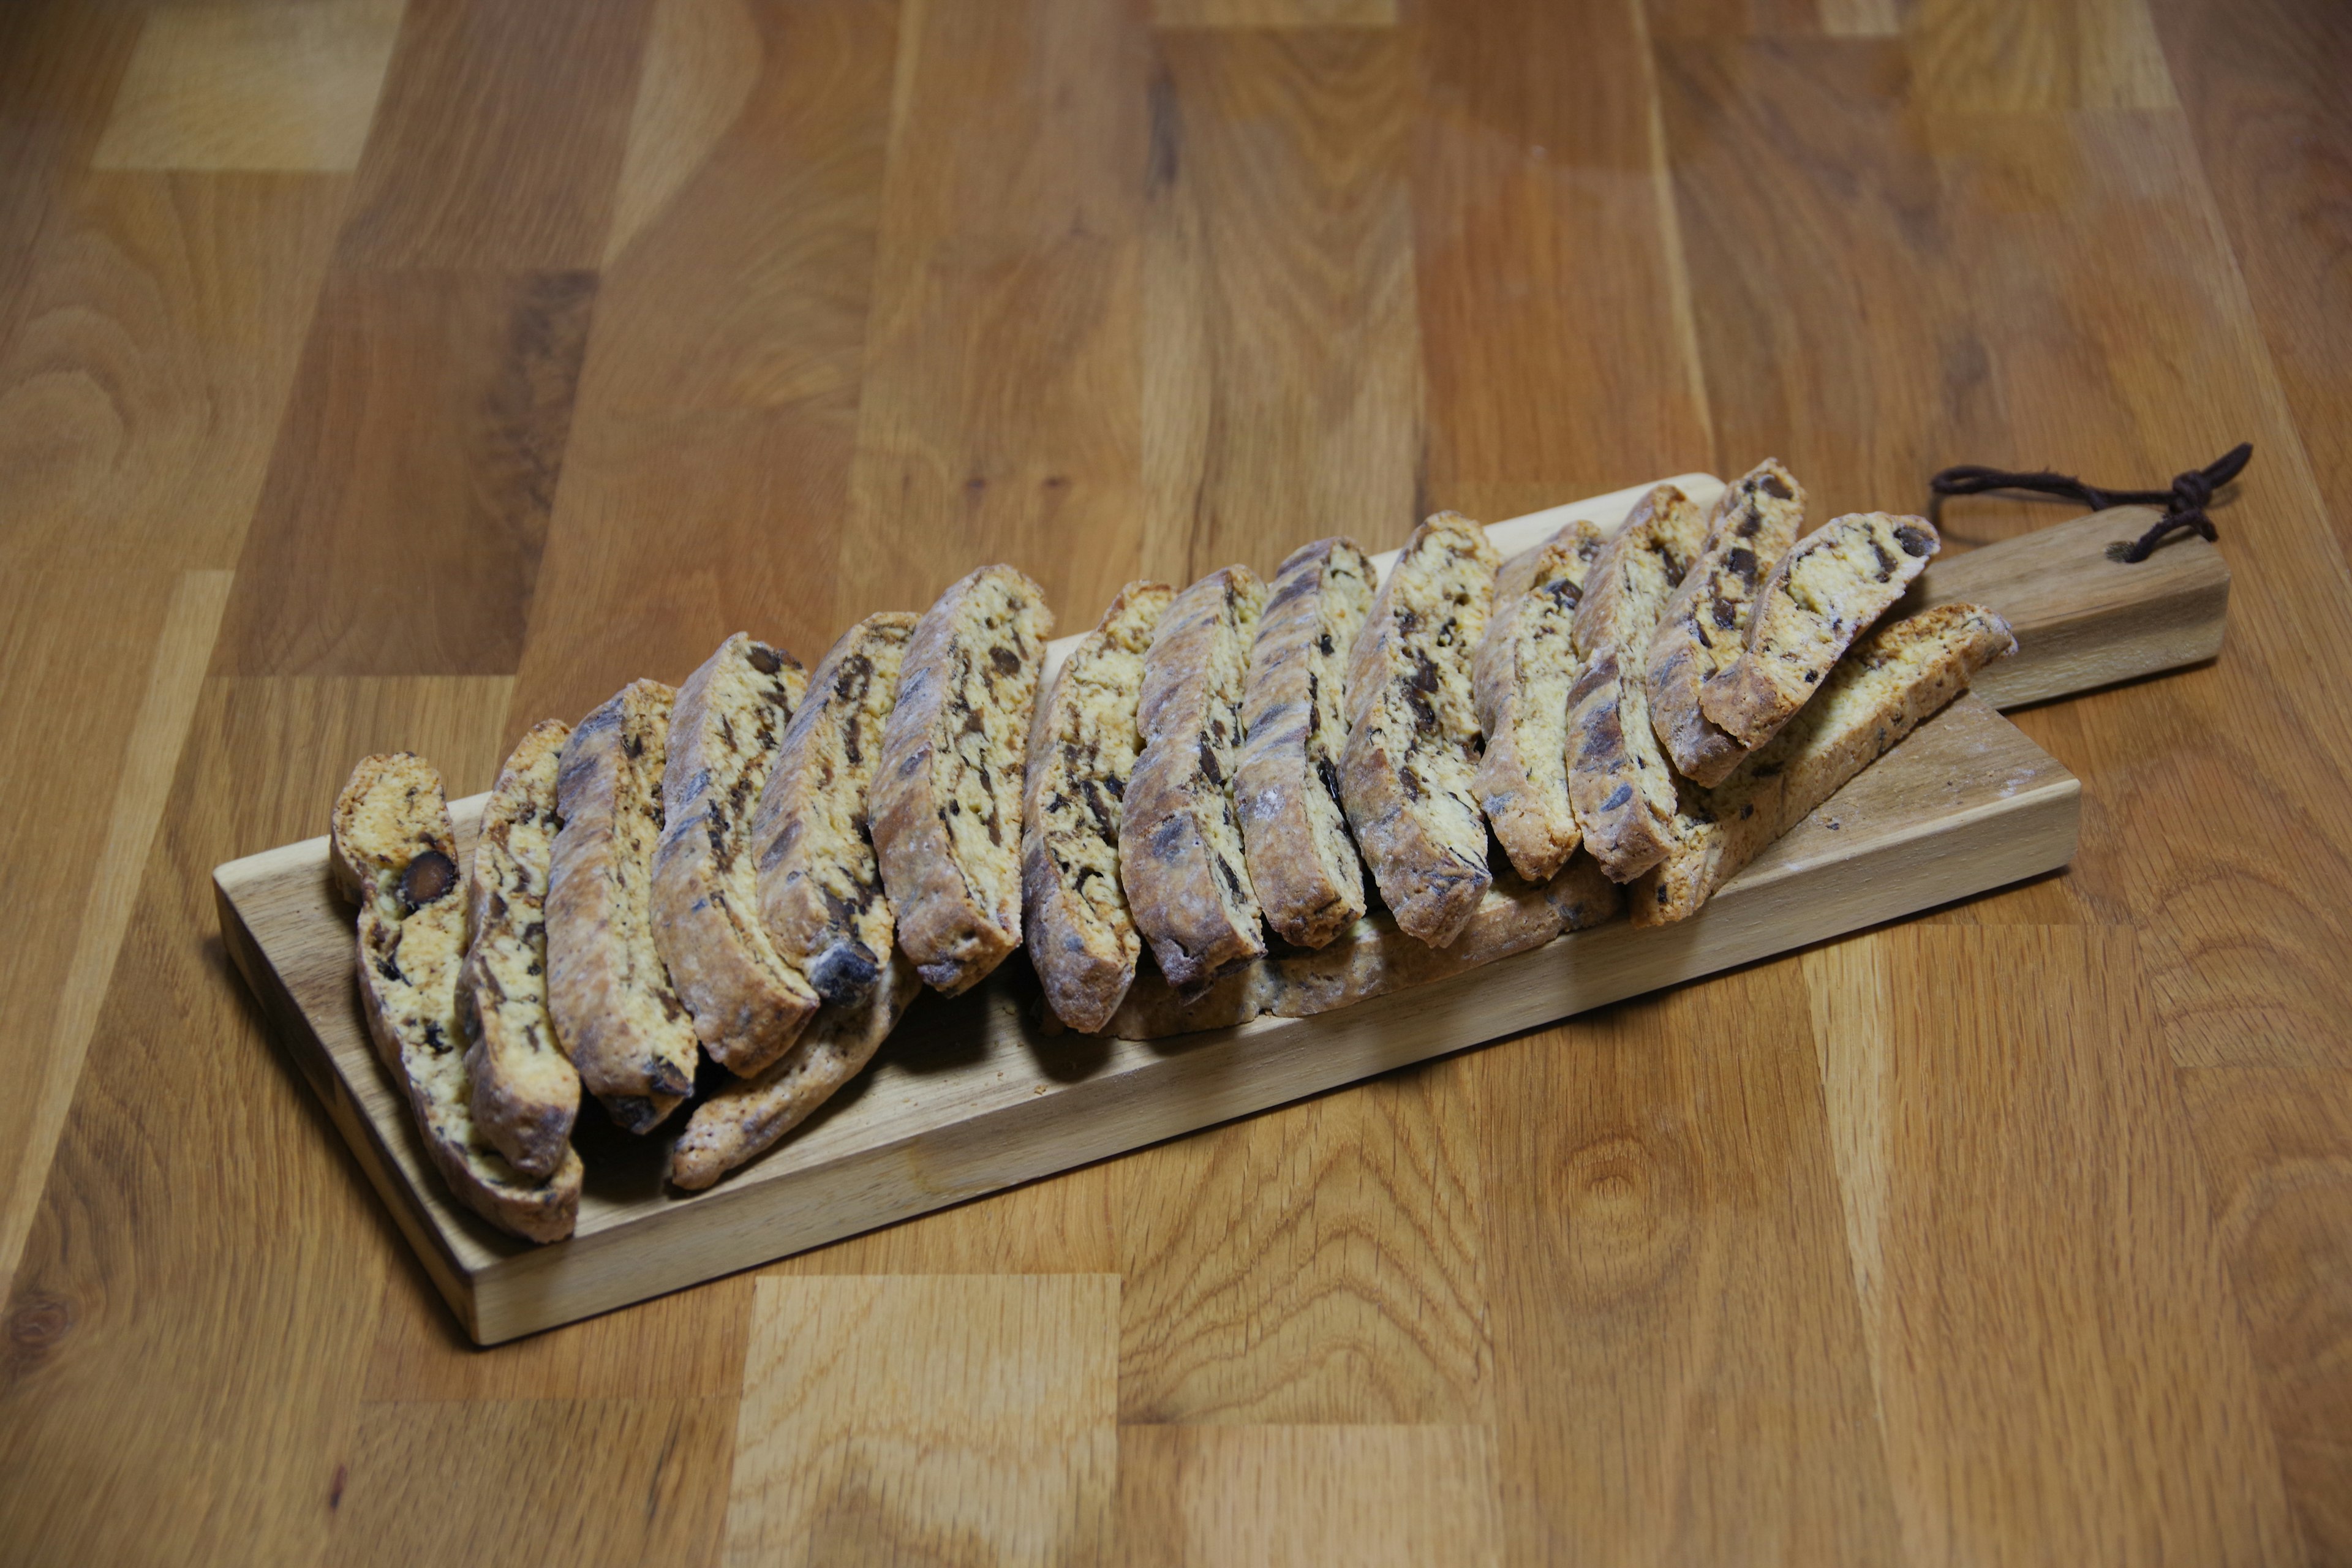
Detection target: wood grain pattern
<box><xmin>1142</xmin><ymin>28</ymin><xmax>1420</xmax><ymax>577</ymax></box>
<box><xmin>4</xmin><ymin>0</ymin><xmax>2349</xmax><ymax>1555</ymax></box>
<box><xmin>92</xmin><ymin>0</ymin><xmax>404</xmax><ymax>173</ymax></box>
<box><xmin>219</xmin><ymin>267</ymin><xmax>596</xmax><ymax>676</ymax></box>
<box><xmin>724</xmin><ymin>1274</ymin><xmax>1118</xmax><ymax>1566</ymax></box>
<box><xmin>1117</xmin><ymin>1424</ymin><xmax>1502</xmax><ymax>1567</ymax></box>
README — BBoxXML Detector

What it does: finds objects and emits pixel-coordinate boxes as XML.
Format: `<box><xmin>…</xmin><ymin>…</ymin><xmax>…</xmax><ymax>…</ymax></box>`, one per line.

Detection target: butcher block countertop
<box><xmin>3</xmin><ymin>0</ymin><xmax>2349</xmax><ymax>1563</ymax></box>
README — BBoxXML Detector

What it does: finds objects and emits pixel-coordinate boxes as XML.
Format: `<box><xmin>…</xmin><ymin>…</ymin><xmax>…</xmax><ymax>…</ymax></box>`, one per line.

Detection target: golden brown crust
<box><xmin>1340</xmin><ymin>512</ymin><xmax>1502</xmax><ymax>947</ymax></box>
<box><xmin>333</xmin><ymin>752</ymin><xmax>581</xmax><ymax>1245</ymax></box>
<box><xmin>666</xmin><ymin>954</ymin><xmax>921</xmax><ymax>1190</ymax></box>
<box><xmin>1236</xmin><ymin>539</ymin><xmax>1376</xmax><ymax>949</ymax></box>
<box><xmin>652</xmin><ymin>634</ymin><xmax>814</xmax><ymax>1077</ymax></box>
<box><xmin>546</xmin><ymin>679</ymin><xmax>695</xmax><ymax>1134</ymax></box>
<box><xmin>1633</xmin><ymin>603</ymin><xmax>2016</xmax><ymax>925</ymax></box>
<box><xmin>1645</xmin><ymin>459</ymin><xmax>1807</xmax><ymax>788</ymax></box>
<box><xmin>457</xmin><ymin>720</ymin><xmax>579</xmax><ymax>1180</ymax></box>
<box><xmin>756</xmin><ymin>613</ymin><xmax>917</xmax><ymax>1017</ymax></box>
<box><xmin>1120</xmin><ymin>567</ymin><xmax>1270</xmax><ymax>993</ymax></box>
<box><xmin>1700</xmin><ymin>511</ymin><xmax>1940</xmax><ymax>750</ymax></box>
<box><xmin>1023</xmin><ymin>583</ymin><xmax>1174</xmax><ymax>1032</ymax></box>
<box><xmin>872</xmin><ymin>566</ymin><xmax>1055</xmax><ymax>995</ymax></box>
<box><xmin>1473</xmin><ymin>518</ymin><xmax>1605</xmax><ymax>881</ymax></box>
<box><xmin>1566</xmin><ymin>484</ymin><xmax>1713</xmax><ymax>882</ymax></box>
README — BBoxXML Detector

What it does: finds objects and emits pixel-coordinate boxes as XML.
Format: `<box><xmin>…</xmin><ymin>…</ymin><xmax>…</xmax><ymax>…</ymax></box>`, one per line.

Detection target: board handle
<box><xmin>1905</xmin><ymin>504</ymin><xmax>2229</xmax><ymax>709</ymax></box>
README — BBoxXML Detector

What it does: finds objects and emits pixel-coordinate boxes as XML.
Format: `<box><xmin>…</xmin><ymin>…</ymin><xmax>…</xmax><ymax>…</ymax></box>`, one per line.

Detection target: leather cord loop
<box><xmin>1928</xmin><ymin>442</ymin><xmax>2251</xmax><ymax>562</ymax></box>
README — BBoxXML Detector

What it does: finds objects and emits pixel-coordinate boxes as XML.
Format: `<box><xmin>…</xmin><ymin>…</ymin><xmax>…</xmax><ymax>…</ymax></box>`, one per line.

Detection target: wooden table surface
<box><xmin>2</xmin><ymin>0</ymin><xmax>2348</xmax><ymax>1562</ymax></box>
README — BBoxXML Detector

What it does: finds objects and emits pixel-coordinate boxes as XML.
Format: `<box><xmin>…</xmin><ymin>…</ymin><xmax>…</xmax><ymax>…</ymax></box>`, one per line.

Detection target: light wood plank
<box><xmin>1142</xmin><ymin>27</ymin><xmax>1420</xmax><ymax>578</ymax></box>
<box><xmin>1907</xmin><ymin>0</ymin><xmax>2179</xmax><ymax>111</ymax></box>
<box><xmin>0</xmin><ymin>170</ymin><xmax>349</xmax><ymax>577</ymax></box>
<box><xmin>325</xmin><ymin>1397</ymin><xmax>736</xmax><ymax>1567</ymax></box>
<box><xmin>1806</xmin><ymin>926</ymin><xmax>2301</xmax><ymax>1565</ymax></box>
<box><xmin>1115</xmin><ymin>1061</ymin><xmax>1490</xmax><ymax>1424</ymax></box>
<box><xmin>0</xmin><ymin>569</ymin><xmax>231</xmax><ymax>1302</ymax></box>
<box><xmin>1477</xmin><ymin>956</ymin><xmax>1904</xmax><ymax>1564</ymax></box>
<box><xmin>0</xmin><ymin>676</ymin><xmax>510</xmax><ymax>1566</ymax></box>
<box><xmin>723</xmin><ymin>1274</ymin><xmax>1118</xmax><ymax>1567</ymax></box>
<box><xmin>1153</xmin><ymin>0</ymin><xmax>1396</xmax><ymax>26</ymax></box>
<box><xmin>93</xmin><ymin>0</ymin><xmax>404</xmax><ymax>173</ymax></box>
<box><xmin>1117</xmin><ymin>1425</ymin><xmax>1501</xmax><ymax>1567</ymax></box>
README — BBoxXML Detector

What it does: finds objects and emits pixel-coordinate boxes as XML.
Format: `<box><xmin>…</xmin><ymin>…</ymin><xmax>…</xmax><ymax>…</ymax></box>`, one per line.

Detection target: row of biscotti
<box><xmin>326</xmin><ymin>567</ymin><xmax>1058</xmax><ymax>1243</ymax></box>
<box><xmin>1021</xmin><ymin>461</ymin><xmax>2019</xmax><ymax>1034</ymax></box>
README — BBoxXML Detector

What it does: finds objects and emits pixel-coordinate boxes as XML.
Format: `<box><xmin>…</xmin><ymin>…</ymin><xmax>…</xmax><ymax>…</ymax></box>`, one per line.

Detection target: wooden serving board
<box><xmin>214</xmin><ymin>477</ymin><xmax>2228</xmax><ymax>1343</ymax></box>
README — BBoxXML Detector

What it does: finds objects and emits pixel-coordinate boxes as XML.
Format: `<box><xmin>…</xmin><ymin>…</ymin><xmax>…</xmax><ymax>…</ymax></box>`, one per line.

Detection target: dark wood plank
<box><xmin>336</xmin><ymin>0</ymin><xmax>652</xmax><ymax>270</ymax></box>
<box><xmin>0</xmin><ymin>0</ymin><xmax>141</xmax><ymax>332</ymax></box>
<box><xmin>511</xmin><ymin>0</ymin><xmax>899</xmax><ymax>728</ymax></box>
<box><xmin>1141</xmin><ymin>28</ymin><xmax>1421</xmax><ymax>578</ymax></box>
<box><xmin>218</xmin><ymin>268</ymin><xmax>597</xmax><ymax>676</ymax></box>
<box><xmin>834</xmin><ymin>0</ymin><xmax>1152</xmax><ymax>630</ymax></box>
<box><xmin>1413</xmin><ymin>0</ymin><xmax>1714</xmax><ymax>519</ymax></box>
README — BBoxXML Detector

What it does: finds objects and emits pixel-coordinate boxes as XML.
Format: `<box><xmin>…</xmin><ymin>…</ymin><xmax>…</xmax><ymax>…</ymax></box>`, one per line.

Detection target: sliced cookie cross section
<box><xmin>1237</xmin><ymin>538</ymin><xmax>1376</xmax><ymax>949</ymax></box>
<box><xmin>1121</xmin><ymin>565</ymin><xmax>1272</xmax><ymax>993</ymax></box>
<box><xmin>756</xmin><ymin>611</ymin><xmax>918</xmax><ymax>1016</ymax></box>
<box><xmin>1472</xmin><ymin>516</ymin><xmax>1605</xmax><ymax>883</ymax></box>
<box><xmin>652</xmin><ymin>633</ymin><xmax>812</xmax><ymax>1077</ymax></box>
<box><xmin>1700</xmin><ymin>510</ymin><xmax>1940</xmax><ymax>750</ymax></box>
<box><xmin>1566</xmin><ymin>483</ymin><xmax>1713</xmax><ymax>882</ymax></box>
<box><xmin>1646</xmin><ymin>458</ymin><xmax>1807</xmax><ymax>787</ymax></box>
<box><xmin>332</xmin><ymin>752</ymin><xmax>581</xmax><ymax>1244</ymax></box>
<box><xmin>1023</xmin><ymin>581</ymin><xmax>1175</xmax><ymax>1032</ymax></box>
<box><xmin>1341</xmin><ymin>511</ymin><xmax>1502</xmax><ymax>947</ymax></box>
<box><xmin>872</xmin><ymin>564</ymin><xmax>1056</xmax><ymax>995</ymax></box>
<box><xmin>1634</xmin><ymin>603</ymin><xmax>2015</xmax><ymax>924</ymax></box>
<box><xmin>456</xmin><ymin>720</ymin><xmax>579</xmax><ymax>1180</ymax></box>
<box><xmin>547</xmin><ymin>679</ymin><xmax>697</xmax><ymax>1134</ymax></box>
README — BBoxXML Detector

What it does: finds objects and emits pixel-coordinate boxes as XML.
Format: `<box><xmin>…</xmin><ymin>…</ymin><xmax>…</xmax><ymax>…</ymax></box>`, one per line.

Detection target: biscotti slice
<box><xmin>455</xmin><ymin>720</ymin><xmax>579</xmax><ymax>1180</ymax></box>
<box><xmin>546</xmin><ymin>679</ymin><xmax>696</xmax><ymax>1134</ymax></box>
<box><xmin>1235</xmin><ymin>538</ymin><xmax>1376</xmax><ymax>949</ymax></box>
<box><xmin>1121</xmin><ymin>565</ymin><xmax>1272</xmax><ymax>993</ymax></box>
<box><xmin>652</xmin><ymin>633</ymin><xmax>812</xmax><ymax>1077</ymax></box>
<box><xmin>1342</xmin><ymin>512</ymin><xmax>1503</xmax><ymax>946</ymax></box>
<box><xmin>1472</xmin><ymin>518</ymin><xmax>1606</xmax><ymax>881</ymax></box>
<box><xmin>668</xmin><ymin>952</ymin><xmax>921</xmax><ymax>1191</ymax></box>
<box><xmin>1633</xmin><ymin>603</ymin><xmax>2016</xmax><ymax>925</ymax></box>
<box><xmin>1023</xmin><ymin>582</ymin><xmax>1176</xmax><ymax>1032</ymax></box>
<box><xmin>756</xmin><ymin>612</ymin><xmax>918</xmax><ymax>1014</ymax></box>
<box><xmin>1700</xmin><ymin>511</ymin><xmax>1940</xmax><ymax>750</ymax></box>
<box><xmin>331</xmin><ymin>753</ymin><xmax>581</xmax><ymax>1244</ymax></box>
<box><xmin>1566</xmin><ymin>484</ymin><xmax>1714</xmax><ymax>882</ymax></box>
<box><xmin>872</xmin><ymin>565</ymin><xmax>1056</xmax><ymax>995</ymax></box>
<box><xmin>1646</xmin><ymin>459</ymin><xmax>1807</xmax><ymax>787</ymax></box>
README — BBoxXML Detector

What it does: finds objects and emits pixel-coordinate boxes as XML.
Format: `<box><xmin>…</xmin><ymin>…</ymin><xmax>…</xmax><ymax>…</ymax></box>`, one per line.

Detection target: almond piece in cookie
<box><xmin>1566</xmin><ymin>484</ymin><xmax>1713</xmax><ymax>882</ymax></box>
<box><xmin>872</xmin><ymin>565</ymin><xmax>1056</xmax><ymax>995</ymax></box>
<box><xmin>652</xmin><ymin>633</ymin><xmax>812</xmax><ymax>1077</ymax></box>
<box><xmin>1121</xmin><ymin>565</ymin><xmax>1272</xmax><ymax>993</ymax></box>
<box><xmin>1023</xmin><ymin>582</ymin><xmax>1176</xmax><ymax>1032</ymax></box>
<box><xmin>1700</xmin><ymin>511</ymin><xmax>1940</xmax><ymax>750</ymax></box>
<box><xmin>456</xmin><ymin>720</ymin><xmax>579</xmax><ymax>1180</ymax></box>
<box><xmin>1341</xmin><ymin>511</ymin><xmax>1502</xmax><ymax>947</ymax></box>
<box><xmin>756</xmin><ymin>612</ymin><xmax>918</xmax><ymax>1016</ymax></box>
<box><xmin>1634</xmin><ymin>603</ymin><xmax>2016</xmax><ymax>925</ymax></box>
<box><xmin>547</xmin><ymin>679</ymin><xmax>697</xmax><ymax>1134</ymax></box>
<box><xmin>1236</xmin><ymin>538</ymin><xmax>1376</xmax><ymax>949</ymax></box>
<box><xmin>1646</xmin><ymin>458</ymin><xmax>1807</xmax><ymax>787</ymax></box>
<box><xmin>333</xmin><ymin>752</ymin><xmax>581</xmax><ymax>1244</ymax></box>
<box><xmin>1472</xmin><ymin>517</ymin><xmax>1605</xmax><ymax>882</ymax></box>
